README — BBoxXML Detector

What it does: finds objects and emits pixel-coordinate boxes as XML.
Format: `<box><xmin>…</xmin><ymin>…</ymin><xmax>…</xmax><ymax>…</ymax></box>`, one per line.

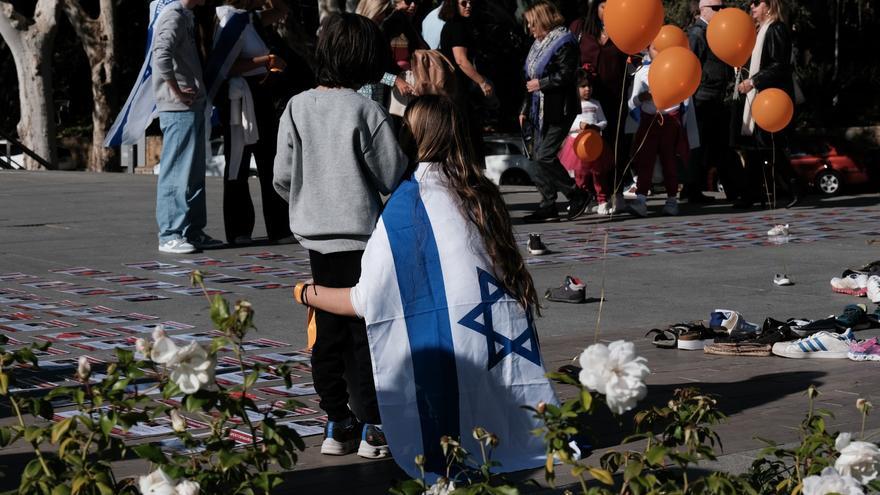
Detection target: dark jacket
<box><xmin>519</xmin><ymin>40</ymin><xmax>580</xmax><ymax>126</ymax></box>
<box><xmin>750</xmin><ymin>21</ymin><xmax>794</xmax><ymax>99</ymax></box>
<box><xmin>687</xmin><ymin>19</ymin><xmax>733</xmax><ymax>102</ymax></box>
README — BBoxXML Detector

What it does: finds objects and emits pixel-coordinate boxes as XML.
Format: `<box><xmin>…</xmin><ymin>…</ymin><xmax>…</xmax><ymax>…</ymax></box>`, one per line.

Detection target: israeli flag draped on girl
<box><xmin>350</xmin><ymin>163</ymin><xmax>558</xmax><ymax>482</ymax></box>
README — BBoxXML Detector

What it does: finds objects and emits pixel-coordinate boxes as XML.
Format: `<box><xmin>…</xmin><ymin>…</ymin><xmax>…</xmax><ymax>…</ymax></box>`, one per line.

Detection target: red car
<box><xmin>789</xmin><ymin>140</ymin><xmax>873</xmax><ymax>195</ymax></box>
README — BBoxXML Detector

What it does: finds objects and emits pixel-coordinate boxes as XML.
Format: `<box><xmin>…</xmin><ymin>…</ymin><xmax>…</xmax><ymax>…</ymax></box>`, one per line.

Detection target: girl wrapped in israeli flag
<box><xmin>292</xmin><ymin>95</ymin><xmax>559</xmax><ymax>481</ymax></box>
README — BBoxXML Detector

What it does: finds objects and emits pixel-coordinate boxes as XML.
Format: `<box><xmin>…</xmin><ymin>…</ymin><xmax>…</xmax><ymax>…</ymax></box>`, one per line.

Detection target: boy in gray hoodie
<box><xmin>274</xmin><ymin>13</ymin><xmax>408</xmax><ymax>459</ymax></box>
<box><xmin>151</xmin><ymin>0</ymin><xmax>222</xmax><ymax>253</ymax></box>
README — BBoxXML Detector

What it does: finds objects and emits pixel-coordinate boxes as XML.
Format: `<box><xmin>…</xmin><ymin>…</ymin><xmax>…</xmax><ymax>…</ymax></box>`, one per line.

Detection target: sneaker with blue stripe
<box><xmin>771</xmin><ymin>329</ymin><xmax>855</xmax><ymax>359</ymax></box>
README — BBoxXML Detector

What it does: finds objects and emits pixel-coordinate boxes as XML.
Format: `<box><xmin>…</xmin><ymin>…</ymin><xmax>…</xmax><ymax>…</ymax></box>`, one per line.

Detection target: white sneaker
<box><xmin>830</xmin><ymin>273</ymin><xmax>869</xmax><ymax>296</ymax></box>
<box><xmin>629</xmin><ymin>194</ymin><xmax>648</xmax><ymax>217</ymax></box>
<box><xmin>771</xmin><ymin>329</ymin><xmax>855</xmax><ymax>359</ymax></box>
<box><xmin>867</xmin><ymin>275</ymin><xmax>880</xmax><ymax>303</ymax></box>
<box><xmin>767</xmin><ymin>224</ymin><xmax>790</xmax><ymax>236</ymax></box>
<box><xmin>596</xmin><ymin>202</ymin><xmax>613</xmax><ymax>216</ymax></box>
<box><xmin>622</xmin><ymin>182</ymin><xmax>638</xmax><ymax>199</ymax></box>
<box><xmin>662</xmin><ymin>198</ymin><xmax>679</xmax><ymax>216</ymax></box>
<box><xmin>159</xmin><ymin>238</ymin><xmax>197</xmax><ymax>254</ymax></box>
<box><xmin>774</xmin><ymin>273</ymin><xmax>793</xmax><ymax>286</ymax></box>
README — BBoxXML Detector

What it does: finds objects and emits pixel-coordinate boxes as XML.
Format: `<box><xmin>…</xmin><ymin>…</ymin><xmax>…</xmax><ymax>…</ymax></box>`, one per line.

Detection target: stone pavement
<box><xmin>1</xmin><ymin>171</ymin><xmax>879</xmax><ymax>493</ymax></box>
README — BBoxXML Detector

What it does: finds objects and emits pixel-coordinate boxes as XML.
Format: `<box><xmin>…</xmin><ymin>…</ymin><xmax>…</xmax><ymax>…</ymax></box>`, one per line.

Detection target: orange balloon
<box><xmin>648</xmin><ymin>46</ymin><xmax>702</xmax><ymax>109</ymax></box>
<box><xmin>604</xmin><ymin>0</ymin><xmax>664</xmax><ymax>55</ymax></box>
<box><xmin>653</xmin><ymin>25</ymin><xmax>689</xmax><ymax>52</ymax></box>
<box><xmin>707</xmin><ymin>8</ymin><xmax>757</xmax><ymax>67</ymax></box>
<box><xmin>751</xmin><ymin>88</ymin><xmax>793</xmax><ymax>133</ymax></box>
<box><xmin>574</xmin><ymin>129</ymin><xmax>604</xmax><ymax>162</ymax></box>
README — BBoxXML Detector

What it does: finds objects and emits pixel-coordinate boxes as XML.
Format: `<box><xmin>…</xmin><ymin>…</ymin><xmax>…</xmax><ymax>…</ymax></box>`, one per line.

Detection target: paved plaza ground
<box><xmin>1</xmin><ymin>171</ymin><xmax>879</xmax><ymax>493</ymax></box>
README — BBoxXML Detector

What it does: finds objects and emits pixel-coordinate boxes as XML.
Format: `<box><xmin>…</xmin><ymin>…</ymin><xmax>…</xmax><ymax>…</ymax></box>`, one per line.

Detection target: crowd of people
<box><xmin>128</xmin><ymin>0</ymin><xmax>803</xmax><ymax>479</ymax></box>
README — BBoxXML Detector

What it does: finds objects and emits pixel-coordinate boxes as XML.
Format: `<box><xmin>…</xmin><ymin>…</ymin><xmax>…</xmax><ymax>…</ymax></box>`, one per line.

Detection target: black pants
<box><xmin>221</xmin><ymin>76</ymin><xmax>292</xmax><ymax>243</ymax></box>
<box><xmin>687</xmin><ymin>98</ymin><xmax>731</xmax><ymax>194</ymax></box>
<box><xmin>308</xmin><ymin>250</ymin><xmax>380</xmax><ymax>424</ymax></box>
<box><xmin>532</xmin><ymin>121</ymin><xmax>580</xmax><ymax>208</ymax></box>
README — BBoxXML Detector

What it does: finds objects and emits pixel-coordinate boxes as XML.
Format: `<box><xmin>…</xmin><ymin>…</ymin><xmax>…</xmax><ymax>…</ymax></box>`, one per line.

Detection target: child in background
<box><xmin>273</xmin><ymin>13</ymin><xmax>409</xmax><ymax>459</ymax></box>
<box><xmin>558</xmin><ymin>70</ymin><xmax>614</xmax><ymax>216</ymax></box>
<box><xmin>626</xmin><ymin>43</ymin><xmax>698</xmax><ymax>217</ymax></box>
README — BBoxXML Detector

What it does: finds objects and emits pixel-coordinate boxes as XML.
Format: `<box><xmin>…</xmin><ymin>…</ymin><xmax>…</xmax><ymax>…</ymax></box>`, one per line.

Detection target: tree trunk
<box><xmin>60</xmin><ymin>0</ymin><xmax>116</xmax><ymax>172</ymax></box>
<box><xmin>0</xmin><ymin>0</ymin><xmax>59</xmax><ymax>170</ymax></box>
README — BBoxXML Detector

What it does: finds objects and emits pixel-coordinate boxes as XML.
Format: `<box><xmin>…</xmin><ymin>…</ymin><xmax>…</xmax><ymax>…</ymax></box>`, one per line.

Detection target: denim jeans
<box><xmin>156</xmin><ymin>104</ymin><xmax>207</xmax><ymax>243</ymax></box>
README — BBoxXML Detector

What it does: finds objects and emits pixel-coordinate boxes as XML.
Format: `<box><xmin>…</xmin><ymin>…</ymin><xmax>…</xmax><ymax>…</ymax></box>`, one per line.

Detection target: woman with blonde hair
<box><xmin>519</xmin><ymin>0</ymin><xmax>591</xmax><ymax>223</ymax></box>
<box><xmin>733</xmin><ymin>0</ymin><xmax>800</xmax><ymax>209</ymax></box>
<box><xmin>291</xmin><ymin>95</ymin><xmax>557</xmax><ymax>480</ymax></box>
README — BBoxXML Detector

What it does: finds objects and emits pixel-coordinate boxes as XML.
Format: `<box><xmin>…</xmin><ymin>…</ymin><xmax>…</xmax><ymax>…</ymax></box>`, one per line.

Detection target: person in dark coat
<box><xmin>518</xmin><ymin>0</ymin><xmax>591</xmax><ymax>223</ymax></box>
<box><xmin>733</xmin><ymin>0</ymin><xmax>801</xmax><ymax>209</ymax></box>
<box><xmin>685</xmin><ymin>0</ymin><xmax>733</xmax><ymax>204</ymax></box>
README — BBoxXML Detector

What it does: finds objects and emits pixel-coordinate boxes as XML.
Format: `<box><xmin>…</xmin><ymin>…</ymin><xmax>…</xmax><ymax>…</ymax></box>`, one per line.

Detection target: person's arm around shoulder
<box><xmin>272</xmin><ymin>101</ymin><xmax>299</xmax><ymax>203</ymax></box>
<box><xmin>363</xmin><ymin>115</ymin><xmax>409</xmax><ymax>195</ymax></box>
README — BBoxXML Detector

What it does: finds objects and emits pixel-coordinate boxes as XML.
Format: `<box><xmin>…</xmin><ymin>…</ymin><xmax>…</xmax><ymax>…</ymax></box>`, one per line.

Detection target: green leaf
<box><xmin>51</xmin><ymin>485</ymin><xmax>71</xmax><ymax>495</ymax></box>
<box><xmin>23</xmin><ymin>458</ymin><xmax>43</xmax><ymax>480</ymax></box>
<box><xmin>100</xmin><ymin>414</ymin><xmax>116</xmax><ymax>436</ymax></box>
<box><xmin>588</xmin><ymin>467</ymin><xmax>614</xmax><ymax>485</ymax></box>
<box><xmin>51</xmin><ymin>417</ymin><xmax>74</xmax><ymax>444</ymax></box>
<box><xmin>0</xmin><ymin>371</ymin><xmax>8</xmax><ymax>395</ymax></box>
<box><xmin>580</xmin><ymin>389</ymin><xmax>592</xmax><ymax>411</ymax></box>
<box><xmin>645</xmin><ymin>445</ymin><xmax>667</xmax><ymax>466</ymax></box>
<box><xmin>133</xmin><ymin>443</ymin><xmax>166</xmax><ymax>464</ymax></box>
<box><xmin>623</xmin><ymin>461</ymin><xmax>643</xmax><ymax>482</ymax></box>
<box><xmin>243</xmin><ymin>370</ymin><xmax>260</xmax><ymax>390</ymax></box>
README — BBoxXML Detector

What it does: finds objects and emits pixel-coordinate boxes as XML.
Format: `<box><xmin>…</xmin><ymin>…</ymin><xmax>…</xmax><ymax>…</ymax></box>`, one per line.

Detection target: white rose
<box><xmin>76</xmin><ymin>356</ymin><xmax>91</xmax><ymax>381</ymax></box>
<box><xmin>169</xmin><ymin>409</ymin><xmax>186</xmax><ymax>433</ymax></box>
<box><xmin>802</xmin><ymin>467</ymin><xmax>864</xmax><ymax>495</ymax></box>
<box><xmin>168</xmin><ymin>341</ymin><xmax>215</xmax><ymax>394</ymax></box>
<box><xmin>835</xmin><ymin>432</ymin><xmax>880</xmax><ymax>484</ymax></box>
<box><xmin>578</xmin><ymin>340</ymin><xmax>650</xmax><ymax>415</ymax></box>
<box><xmin>138</xmin><ymin>468</ymin><xmax>177</xmax><ymax>495</ymax></box>
<box><xmin>425</xmin><ymin>478</ymin><xmax>455</xmax><ymax>495</ymax></box>
<box><xmin>151</xmin><ymin>336</ymin><xmax>179</xmax><ymax>365</ymax></box>
<box><xmin>152</xmin><ymin>324</ymin><xmax>167</xmax><ymax>342</ymax></box>
<box><xmin>135</xmin><ymin>337</ymin><xmax>151</xmax><ymax>357</ymax></box>
<box><xmin>175</xmin><ymin>480</ymin><xmax>200</xmax><ymax>495</ymax></box>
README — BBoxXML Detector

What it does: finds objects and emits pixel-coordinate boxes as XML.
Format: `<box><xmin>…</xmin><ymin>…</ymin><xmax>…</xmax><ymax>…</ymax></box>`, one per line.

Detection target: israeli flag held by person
<box><xmin>104</xmin><ymin>0</ymin><xmax>248</xmax><ymax>147</ymax></box>
<box><xmin>350</xmin><ymin>163</ymin><xmax>559</xmax><ymax>482</ymax></box>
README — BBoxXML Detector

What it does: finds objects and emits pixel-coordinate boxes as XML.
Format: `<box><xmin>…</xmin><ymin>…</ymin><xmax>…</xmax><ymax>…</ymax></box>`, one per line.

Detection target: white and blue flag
<box><xmin>351</xmin><ymin>163</ymin><xmax>558</xmax><ymax>481</ymax></box>
<box><xmin>104</xmin><ymin>0</ymin><xmax>248</xmax><ymax>147</ymax></box>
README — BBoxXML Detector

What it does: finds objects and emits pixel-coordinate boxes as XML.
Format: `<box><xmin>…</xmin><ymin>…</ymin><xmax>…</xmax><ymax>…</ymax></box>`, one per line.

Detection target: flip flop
<box><xmin>645</xmin><ymin>327</ymin><xmax>678</xmax><ymax>348</ymax></box>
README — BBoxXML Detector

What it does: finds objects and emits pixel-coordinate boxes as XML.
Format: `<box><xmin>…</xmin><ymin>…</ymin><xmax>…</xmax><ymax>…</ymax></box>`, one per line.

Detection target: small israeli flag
<box><xmin>351</xmin><ymin>163</ymin><xmax>558</xmax><ymax>482</ymax></box>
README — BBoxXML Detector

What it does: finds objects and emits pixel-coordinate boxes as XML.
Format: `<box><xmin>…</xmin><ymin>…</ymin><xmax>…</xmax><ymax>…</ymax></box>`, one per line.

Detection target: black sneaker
<box><xmin>566</xmin><ymin>192</ymin><xmax>592</xmax><ymax>220</ymax></box>
<box><xmin>545</xmin><ymin>276</ymin><xmax>586</xmax><ymax>303</ymax></box>
<box><xmin>836</xmin><ymin>303</ymin><xmax>875</xmax><ymax>331</ymax></box>
<box><xmin>357</xmin><ymin>423</ymin><xmax>390</xmax><ymax>459</ymax></box>
<box><xmin>523</xmin><ymin>205</ymin><xmax>560</xmax><ymax>223</ymax></box>
<box><xmin>754</xmin><ymin>324</ymin><xmax>799</xmax><ymax>345</ymax></box>
<box><xmin>320</xmin><ymin>415</ymin><xmax>360</xmax><ymax>455</ymax></box>
<box><xmin>527</xmin><ymin>233</ymin><xmax>549</xmax><ymax>255</ymax></box>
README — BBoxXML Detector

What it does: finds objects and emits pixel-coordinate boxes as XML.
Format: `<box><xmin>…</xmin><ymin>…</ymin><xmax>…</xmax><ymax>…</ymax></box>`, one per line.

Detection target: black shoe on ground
<box><xmin>523</xmin><ymin>205</ymin><xmax>560</xmax><ymax>223</ymax></box>
<box><xmin>566</xmin><ymin>192</ymin><xmax>592</xmax><ymax>220</ymax></box>
<box><xmin>320</xmin><ymin>415</ymin><xmax>361</xmax><ymax>456</ymax></box>
<box><xmin>545</xmin><ymin>275</ymin><xmax>586</xmax><ymax>303</ymax></box>
<box><xmin>732</xmin><ymin>199</ymin><xmax>754</xmax><ymax>209</ymax></box>
<box><xmin>527</xmin><ymin>233</ymin><xmax>549</xmax><ymax>255</ymax></box>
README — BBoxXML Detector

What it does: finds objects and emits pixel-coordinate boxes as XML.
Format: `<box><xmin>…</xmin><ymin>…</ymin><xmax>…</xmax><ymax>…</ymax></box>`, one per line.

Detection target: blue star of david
<box><xmin>457</xmin><ymin>268</ymin><xmax>542</xmax><ymax>370</ymax></box>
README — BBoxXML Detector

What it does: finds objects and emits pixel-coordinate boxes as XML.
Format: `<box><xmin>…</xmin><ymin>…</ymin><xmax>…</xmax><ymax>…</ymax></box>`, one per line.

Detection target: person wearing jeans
<box><xmin>152</xmin><ymin>0</ymin><xmax>222</xmax><ymax>254</ymax></box>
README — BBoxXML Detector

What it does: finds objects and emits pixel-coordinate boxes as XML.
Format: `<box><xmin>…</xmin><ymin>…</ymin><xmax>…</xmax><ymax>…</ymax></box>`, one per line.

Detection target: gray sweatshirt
<box><xmin>151</xmin><ymin>2</ymin><xmax>206</xmax><ymax>112</ymax></box>
<box><xmin>273</xmin><ymin>88</ymin><xmax>409</xmax><ymax>254</ymax></box>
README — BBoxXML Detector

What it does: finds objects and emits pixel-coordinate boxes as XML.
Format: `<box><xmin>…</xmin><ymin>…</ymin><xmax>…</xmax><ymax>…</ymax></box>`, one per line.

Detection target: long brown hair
<box><xmin>403</xmin><ymin>96</ymin><xmax>539</xmax><ymax>313</ymax></box>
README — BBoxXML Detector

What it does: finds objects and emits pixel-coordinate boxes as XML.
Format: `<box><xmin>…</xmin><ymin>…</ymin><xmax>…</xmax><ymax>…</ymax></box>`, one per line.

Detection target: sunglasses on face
<box><xmin>750</xmin><ymin>0</ymin><xmax>765</xmax><ymax>6</ymax></box>
<box><xmin>402</xmin><ymin>0</ymin><xmax>416</xmax><ymax>5</ymax></box>
<box><xmin>459</xmin><ymin>0</ymin><xmax>472</xmax><ymax>6</ymax></box>
<box><xmin>706</xmin><ymin>4</ymin><xmax>723</xmax><ymax>11</ymax></box>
